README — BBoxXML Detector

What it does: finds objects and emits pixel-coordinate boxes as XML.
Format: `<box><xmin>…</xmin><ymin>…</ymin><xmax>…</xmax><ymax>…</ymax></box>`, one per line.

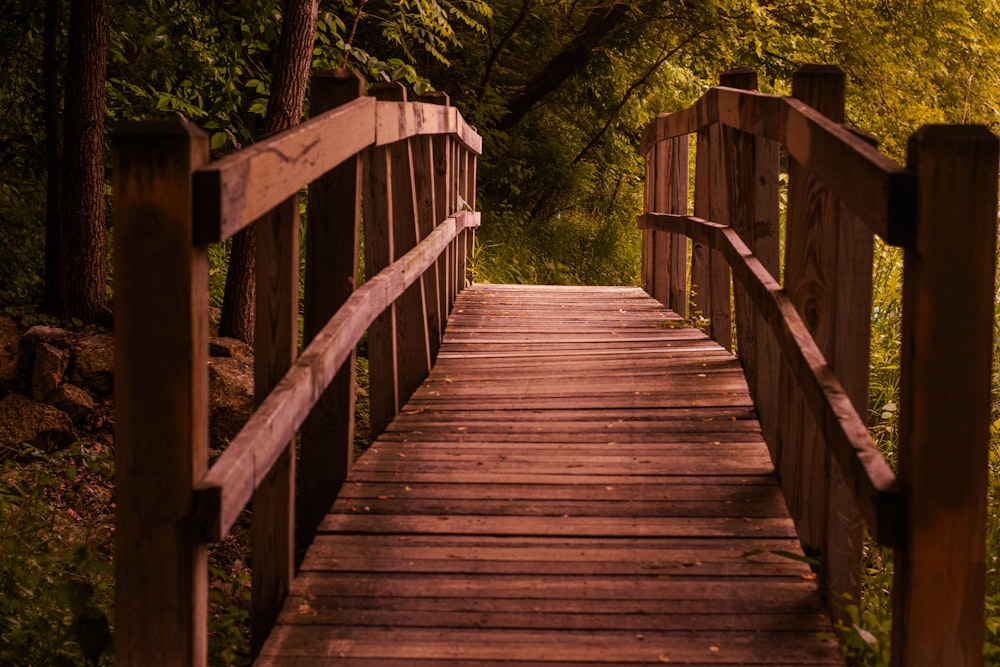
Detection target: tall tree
<box><xmin>219</xmin><ymin>0</ymin><xmax>320</xmax><ymax>344</ymax></box>
<box><xmin>43</xmin><ymin>0</ymin><xmax>63</xmax><ymax>312</ymax></box>
<box><xmin>58</xmin><ymin>0</ymin><xmax>108</xmax><ymax>322</ymax></box>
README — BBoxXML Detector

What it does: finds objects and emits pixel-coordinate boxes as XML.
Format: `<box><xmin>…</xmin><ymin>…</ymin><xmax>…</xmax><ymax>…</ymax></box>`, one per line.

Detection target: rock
<box><xmin>72</xmin><ymin>334</ymin><xmax>114</xmax><ymax>394</ymax></box>
<box><xmin>32</xmin><ymin>342</ymin><xmax>71</xmax><ymax>401</ymax></box>
<box><xmin>209</xmin><ymin>307</ymin><xmax>221</xmax><ymax>338</ymax></box>
<box><xmin>0</xmin><ymin>393</ymin><xmax>75</xmax><ymax>454</ymax></box>
<box><xmin>22</xmin><ymin>325</ymin><xmax>72</xmax><ymax>349</ymax></box>
<box><xmin>19</xmin><ymin>325</ymin><xmax>71</xmax><ymax>375</ymax></box>
<box><xmin>209</xmin><ymin>337</ymin><xmax>253</xmax><ymax>359</ymax></box>
<box><xmin>0</xmin><ymin>316</ymin><xmax>18</xmax><ymax>384</ymax></box>
<box><xmin>48</xmin><ymin>383</ymin><xmax>95</xmax><ymax>422</ymax></box>
<box><xmin>208</xmin><ymin>356</ymin><xmax>254</xmax><ymax>449</ymax></box>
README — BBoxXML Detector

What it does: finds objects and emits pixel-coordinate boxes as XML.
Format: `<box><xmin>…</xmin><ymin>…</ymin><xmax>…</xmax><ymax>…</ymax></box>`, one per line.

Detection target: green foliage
<box><xmin>0</xmin><ymin>183</ymin><xmax>46</xmax><ymax>304</ymax></box>
<box><xmin>207</xmin><ymin>559</ymin><xmax>250</xmax><ymax>667</ymax></box>
<box><xmin>0</xmin><ymin>443</ymin><xmax>115</xmax><ymax>667</ymax></box>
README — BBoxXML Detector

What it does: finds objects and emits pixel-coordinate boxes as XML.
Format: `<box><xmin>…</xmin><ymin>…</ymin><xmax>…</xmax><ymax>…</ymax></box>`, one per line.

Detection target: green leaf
<box><xmin>210</xmin><ymin>132</ymin><xmax>227</xmax><ymax>150</ymax></box>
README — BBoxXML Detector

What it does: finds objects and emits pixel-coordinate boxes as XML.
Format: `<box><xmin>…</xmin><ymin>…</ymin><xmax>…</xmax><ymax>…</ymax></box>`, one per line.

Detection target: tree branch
<box><xmin>477</xmin><ymin>0</ymin><xmax>531</xmax><ymax>102</ymax></box>
<box><xmin>496</xmin><ymin>0</ymin><xmax>629</xmax><ymax>131</ymax></box>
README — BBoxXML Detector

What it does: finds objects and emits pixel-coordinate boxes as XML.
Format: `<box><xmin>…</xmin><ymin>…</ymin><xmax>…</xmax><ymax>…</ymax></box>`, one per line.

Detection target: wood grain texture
<box><xmin>693</xmin><ymin>124</ymin><xmax>732</xmax><ymax>350</ymax></box>
<box><xmin>411</xmin><ymin>133</ymin><xmax>442</xmax><ymax>360</ymax></box>
<box><xmin>299</xmin><ymin>70</ymin><xmax>364</xmax><ymax>556</ymax></box>
<box><xmin>258</xmin><ymin>285</ymin><xmax>844</xmax><ymax>665</ymax></box>
<box><xmin>645</xmin><ymin>136</ymin><xmax>688</xmax><ymax>314</ymax></box>
<box><xmin>364</xmin><ymin>84</ymin><xmax>405</xmax><ymax>438</ymax></box>
<box><xmin>112</xmin><ymin>120</ymin><xmax>210</xmax><ymax>666</ymax></box>
<box><xmin>639</xmin><ymin>212</ymin><xmax>902</xmax><ymax>547</ymax></box>
<box><xmin>717</xmin><ymin>69</ymin><xmax>780</xmax><ymax>435</ymax></box>
<box><xmin>192</xmin><ymin>97</ymin><xmax>481</xmax><ymax>244</ymax></box>
<box><xmin>782</xmin><ymin>67</ymin><xmax>867</xmax><ymax>624</ymax></box>
<box><xmin>640</xmin><ymin>86</ymin><xmax>915</xmax><ymax>246</ymax></box>
<box><xmin>892</xmin><ymin>125</ymin><xmax>998</xmax><ymax>667</ymax></box>
<box><xmin>195</xmin><ymin>218</ymin><xmax>460</xmax><ymax>541</ymax></box>
<box><xmin>387</xmin><ymin>119</ymin><xmax>432</xmax><ymax>413</ymax></box>
<box><xmin>193</xmin><ymin>97</ymin><xmax>375</xmax><ymax>243</ymax></box>
<box><xmin>252</xmin><ymin>194</ymin><xmax>299</xmax><ymax>655</ymax></box>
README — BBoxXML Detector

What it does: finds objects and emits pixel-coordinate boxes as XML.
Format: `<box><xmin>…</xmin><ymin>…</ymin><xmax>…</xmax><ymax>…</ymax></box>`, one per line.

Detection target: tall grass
<box><xmin>842</xmin><ymin>239</ymin><xmax>1000</xmax><ymax>666</ymax></box>
<box><xmin>473</xmin><ymin>207</ymin><xmax>642</xmax><ymax>286</ymax></box>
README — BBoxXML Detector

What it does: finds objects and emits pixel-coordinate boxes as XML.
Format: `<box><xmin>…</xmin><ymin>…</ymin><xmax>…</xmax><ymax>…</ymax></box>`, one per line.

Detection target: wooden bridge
<box><xmin>112</xmin><ymin>66</ymin><xmax>998</xmax><ymax>666</ymax></box>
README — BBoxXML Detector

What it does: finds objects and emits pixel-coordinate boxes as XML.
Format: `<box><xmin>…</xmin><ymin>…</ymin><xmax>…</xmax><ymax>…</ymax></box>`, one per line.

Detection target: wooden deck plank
<box><xmin>258</xmin><ymin>284</ymin><xmax>844</xmax><ymax>665</ymax></box>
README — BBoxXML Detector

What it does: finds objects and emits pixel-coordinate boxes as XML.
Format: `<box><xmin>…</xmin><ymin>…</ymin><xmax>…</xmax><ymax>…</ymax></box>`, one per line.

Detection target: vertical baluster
<box><xmin>642</xmin><ymin>150</ymin><xmax>654</xmax><ymax>294</ymax></box>
<box><xmin>692</xmin><ymin>113</ymin><xmax>732</xmax><ymax>349</ymax></box>
<box><xmin>456</xmin><ymin>147</ymin><xmax>470</xmax><ymax>290</ymax></box>
<box><xmin>466</xmin><ymin>150</ymin><xmax>478</xmax><ymax>285</ymax></box>
<box><xmin>418</xmin><ymin>91</ymin><xmax>452</xmax><ymax>353</ymax></box>
<box><xmin>718</xmin><ymin>68</ymin><xmax>781</xmax><ymax>463</ymax></box>
<box><xmin>667</xmin><ymin>136</ymin><xmax>689</xmax><ymax>318</ymax></box>
<box><xmin>893</xmin><ymin>125</ymin><xmax>997</xmax><ymax>667</ymax></box>
<box><xmin>387</xmin><ymin>96</ymin><xmax>432</xmax><ymax>408</ymax></box>
<box><xmin>651</xmin><ymin>140</ymin><xmax>671</xmax><ymax>305</ymax></box>
<box><xmin>251</xmin><ymin>182</ymin><xmax>300</xmax><ymax>656</ymax></box>
<box><xmin>779</xmin><ymin>65</ymin><xmax>868</xmax><ymax>622</ymax></box>
<box><xmin>113</xmin><ymin>120</ymin><xmax>210</xmax><ymax>666</ymax></box>
<box><xmin>646</xmin><ymin>136</ymin><xmax>689</xmax><ymax>315</ymax></box>
<box><xmin>298</xmin><ymin>69</ymin><xmax>365</xmax><ymax>555</ymax></box>
<box><xmin>364</xmin><ymin>84</ymin><xmax>403</xmax><ymax>438</ymax></box>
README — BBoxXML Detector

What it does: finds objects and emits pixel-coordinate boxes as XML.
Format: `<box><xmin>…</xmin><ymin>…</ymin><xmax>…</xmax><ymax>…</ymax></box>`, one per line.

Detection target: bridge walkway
<box><xmin>256</xmin><ymin>284</ymin><xmax>844</xmax><ymax>666</ymax></box>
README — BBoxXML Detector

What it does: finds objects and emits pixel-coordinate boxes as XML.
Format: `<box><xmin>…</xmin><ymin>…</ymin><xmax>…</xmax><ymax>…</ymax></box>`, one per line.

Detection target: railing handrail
<box><xmin>639</xmin><ymin>65</ymin><xmax>998</xmax><ymax>667</ymax></box>
<box><xmin>641</xmin><ymin>85</ymin><xmax>915</xmax><ymax>246</ymax></box>
<box><xmin>193</xmin><ymin>97</ymin><xmax>482</xmax><ymax>243</ymax></box>
<box><xmin>194</xmin><ymin>209</ymin><xmax>479</xmax><ymax>542</ymax></box>
<box><xmin>639</xmin><ymin>211</ymin><xmax>903</xmax><ymax>544</ymax></box>
<box><xmin>113</xmin><ymin>69</ymin><xmax>482</xmax><ymax>664</ymax></box>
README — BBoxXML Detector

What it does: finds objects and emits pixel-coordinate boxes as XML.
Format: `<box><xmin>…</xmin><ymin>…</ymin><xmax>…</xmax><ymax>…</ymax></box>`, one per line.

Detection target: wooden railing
<box><xmin>112</xmin><ymin>69</ymin><xmax>481</xmax><ymax>665</ymax></box>
<box><xmin>640</xmin><ymin>64</ymin><xmax>998</xmax><ymax>666</ymax></box>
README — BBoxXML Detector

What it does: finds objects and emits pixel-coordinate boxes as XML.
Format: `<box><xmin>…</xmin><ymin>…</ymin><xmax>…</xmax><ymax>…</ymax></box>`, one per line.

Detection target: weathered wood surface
<box><xmin>195</xmin><ymin>214</ymin><xmax>474</xmax><ymax>542</ymax></box>
<box><xmin>257</xmin><ymin>284</ymin><xmax>844</xmax><ymax>665</ymax></box>
<box><xmin>113</xmin><ymin>120</ymin><xmax>210</xmax><ymax>665</ymax></box>
<box><xmin>640</xmin><ymin>86</ymin><xmax>915</xmax><ymax>246</ymax></box>
<box><xmin>892</xmin><ymin>125</ymin><xmax>998</xmax><ymax>667</ymax></box>
<box><xmin>639</xmin><ymin>212</ymin><xmax>901</xmax><ymax>547</ymax></box>
<box><xmin>193</xmin><ymin>97</ymin><xmax>482</xmax><ymax>244</ymax></box>
<box><xmin>299</xmin><ymin>70</ymin><xmax>364</xmax><ymax>556</ymax></box>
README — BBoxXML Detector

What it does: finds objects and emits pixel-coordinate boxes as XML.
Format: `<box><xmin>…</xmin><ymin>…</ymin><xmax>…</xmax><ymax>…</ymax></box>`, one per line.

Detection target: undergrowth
<box><xmin>473</xmin><ymin>207</ymin><xmax>642</xmax><ymax>285</ymax></box>
<box><xmin>837</xmin><ymin>240</ymin><xmax>1000</xmax><ymax>666</ymax></box>
<box><xmin>0</xmin><ymin>442</ymin><xmax>115</xmax><ymax>666</ymax></box>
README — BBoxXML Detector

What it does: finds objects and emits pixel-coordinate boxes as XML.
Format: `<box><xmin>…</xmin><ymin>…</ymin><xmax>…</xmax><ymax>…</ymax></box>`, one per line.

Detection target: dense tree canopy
<box><xmin>0</xmin><ymin>0</ymin><xmax>996</xmax><ymax>301</ymax></box>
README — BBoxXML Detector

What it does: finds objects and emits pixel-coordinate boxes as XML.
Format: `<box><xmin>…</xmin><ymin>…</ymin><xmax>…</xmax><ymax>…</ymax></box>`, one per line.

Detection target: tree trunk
<box><xmin>59</xmin><ymin>0</ymin><xmax>108</xmax><ymax>323</ymax></box>
<box><xmin>219</xmin><ymin>0</ymin><xmax>319</xmax><ymax>344</ymax></box>
<box><xmin>44</xmin><ymin>0</ymin><xmax>63</xmax><ymax>313</ymax></box>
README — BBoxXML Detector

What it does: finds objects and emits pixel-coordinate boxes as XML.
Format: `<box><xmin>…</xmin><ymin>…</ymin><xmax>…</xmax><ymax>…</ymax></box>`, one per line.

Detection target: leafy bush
<box><xmin>0</xmin><ymin>442</ymin><xmax>115</xmax><ymax>667</ymax></box>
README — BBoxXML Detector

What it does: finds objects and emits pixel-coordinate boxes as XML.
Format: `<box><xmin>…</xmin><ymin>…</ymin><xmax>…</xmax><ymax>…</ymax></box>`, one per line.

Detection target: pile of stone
<box><xmin>0</xmin><ymin>318</ymin><xmax>111</xmax><ymax>453</ymax></box>
<box><xmin>0</xmin><ymin>314</ymin><xmax>255</xmax><ymax>456</ymax></box>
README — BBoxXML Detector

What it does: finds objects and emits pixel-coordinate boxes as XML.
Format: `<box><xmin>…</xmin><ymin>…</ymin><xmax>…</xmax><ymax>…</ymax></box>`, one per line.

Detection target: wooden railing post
<box><xmin>364</xmin><ymin>83</ymin><xmax>432</xmax><ymax>436</ymax></box>
<box><xmin>777</xmin><ymin>64</ymin><xmax>868</xmax><ymax>623</ymax></box>
<box><xmin>363</xmin><ymin>84</ymin><xmax>400</xmax><ymax>438</ymax></box>
<box><xmin>413</xmin><ymin>93</ymin><xmax>445</xmax><ymax>360</ymax></box>
<box><xmin>298</xmin><ymin>69</ymin><xmax>365</xmax><ymax>557</ymax></box>
<box><xmin>692</xmin><ymin>90</ymin><xmax>731</xmax><ymax>348</ymax></box>
<box><xmin>892</xmin><ymin>125</ymin><xmax>998</xmax><ymax>667</ymax></box>
<box><xmin>113</xmin><ymin>120</ymin><xmax>210</xmax><ymax>666</ymax></box>
<box><xmin>719</xmin><ymin>68</ymin><xmax>780</xmax><ymax>412</ymax></box>
<box><xmin>251</xmin><ymin>164</ymin><xmax>301</xmax><ymax>654</ymax></box>
<box><xmin>465</xmin><ymin>149</ymin><xmax>478</xmax><ymax>286</ymax></box>
<box><xmin>456</xmin><ymin>147</ymin><xmax>471</xmax><ymax>289</ymax></box>
<box><xmin>420</xmin><ymin>92</ymin><xmax>454</xmax><ymax>326</ymax></box>
<box><xmin>645</xmin><ymin>135</ymin><xmax>688</xmax><ymax>314</ymax></box>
